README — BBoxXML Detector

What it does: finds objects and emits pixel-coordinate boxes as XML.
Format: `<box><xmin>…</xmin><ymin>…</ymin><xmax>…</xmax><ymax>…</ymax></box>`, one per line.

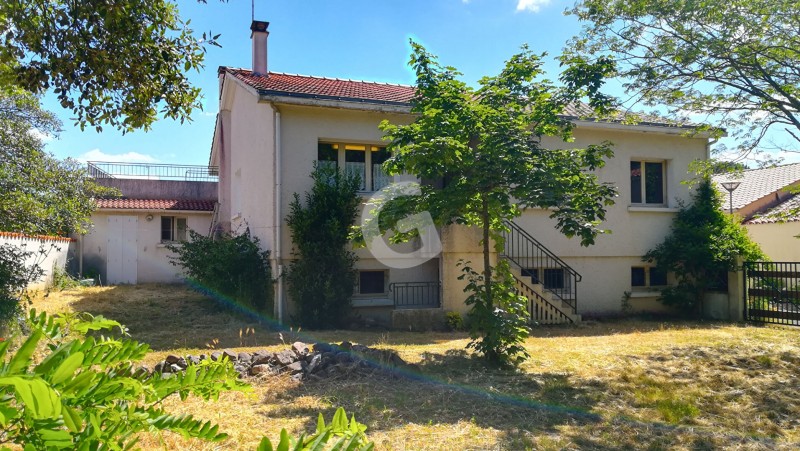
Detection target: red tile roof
<box><xmin>223</xmin><ymin>68</ymin><xmax>415</xmax><ymax>105</ymax></box>
<box><xmin>96</xmin><ymin>198</ymin><xmax>215</xmax><ymax>212</ymax></box>
<box><xmin>222</xmin><ymin>67</ymin><xmax>689</xmax><ymax>128</ymax></box>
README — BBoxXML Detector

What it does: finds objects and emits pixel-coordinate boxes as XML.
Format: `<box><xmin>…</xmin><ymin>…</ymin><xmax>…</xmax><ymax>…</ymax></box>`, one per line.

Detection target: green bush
<box><xmin>49</xmin><ymin>267</ymin><xmax>80</xmax><ymax>292</ymax></box>
<box><xmin>446</xmin><ymin>311</ymin><xmax>465</xmax><ymax>332</ymax></box>
<box><xmin>285</xmin><ymin>164</ymin><xmax>361</xmax><ymax>329</ymax></box>
<box><xmin>459</xmin><ymin>260</ymin><xmax>531</xmax><ymax>367</ymax></box>
<box><xmin>257</xmin><ymin>407</ymin><xmax>373</xmax><ymax>451</ymax></box>
<box><xmin>168</xmin><ymin>229</ymin><xmax>273</xmax><ymax>313</ymax></box>
<box><xmin>0</xmin><ymin>310</ymin><xmax>248</xmax><ymax>448</ymax></box>
<box><xmin>645</xmin><ymin>178</ymin><xmax>766</xmax><ymax>316</ymax></box>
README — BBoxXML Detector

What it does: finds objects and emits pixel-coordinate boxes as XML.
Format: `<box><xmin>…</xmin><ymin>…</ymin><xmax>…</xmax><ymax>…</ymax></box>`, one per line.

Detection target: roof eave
<box><xmin>570</xmin><ymin>118</ymin><xmax>716</xmax><ymax>137</ymax></box>
<box><xmin>257</xmin><ymin>91</ymin><xmax>413</xmax><ymax>114</ymax></box>
<box><xmin>95</xmin><ymin>208</ymin><xmax>214</xmax><ymax>214</ymax></box>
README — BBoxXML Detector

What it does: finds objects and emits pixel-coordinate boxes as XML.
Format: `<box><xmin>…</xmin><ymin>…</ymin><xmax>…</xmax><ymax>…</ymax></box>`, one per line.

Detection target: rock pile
<box><xmin>152</xmin><ymin>341</ymin><xmax>415</xmax><ymax>382</ymax></box>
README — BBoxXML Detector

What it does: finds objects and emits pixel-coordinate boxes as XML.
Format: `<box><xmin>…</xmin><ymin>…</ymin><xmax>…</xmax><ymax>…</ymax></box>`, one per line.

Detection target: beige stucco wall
<box><xmin>507</xmin><ymin>127</ymin><xmax>708</xmax><ymax>314</ymax></box>
<box><xmin>223</xmin><ymin>84</ymin><xmax>710</xmax><ymax>317</ymax></box>
<box><xmin>746</xmin><ymin>222</ymin><xmax>800</xmax><ymax>261</ymax></box>
<box><xmin>82</xmin><ymin>211</ymin><xmax>211</xmax><ymax>284</ymax></box>
<box><xmin>225</xmin><ymin>83</ymin><xmax>277</xmax><ymax>248</ymax></box>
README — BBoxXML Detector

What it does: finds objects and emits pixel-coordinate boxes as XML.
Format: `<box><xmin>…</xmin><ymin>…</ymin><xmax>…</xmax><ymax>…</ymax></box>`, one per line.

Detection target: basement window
<box><xmin>631</xmin><ymin>266</ymin><xmax>668</xmax><ymax>288</ymax></box>
<box><xmin>161</xmin><ymin>216</ymin><xmax>187</xmax><ymax>242</ymax></box>
<box><xmin>358</xmin><ymin>271</ymin><xmax>386</xmax><ymax>295</ymax></box>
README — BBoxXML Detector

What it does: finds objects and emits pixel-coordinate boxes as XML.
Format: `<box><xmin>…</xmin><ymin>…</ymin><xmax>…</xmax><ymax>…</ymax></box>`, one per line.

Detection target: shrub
<box><xmin>645</xmin><ymin>178</ymin><xmax>766</xmax><ymax>316</ymax></box>
<box><xmin>459</xmin><ymin>260</ymin><xmax>530</xmax><ymax>367</ymax></box>
<box><xmin>446</xmin><ymin>311</ymin><xmax>465</xmax><ymax>332</ymax></box>
<box><xmin>50</xmin><ymin>267</ymin><xmax>80</xmax><ymax>292</ymax></box>
<box><xmin>168</xmin><ymin>229</ymin><xmax>273</xmax><ymax>313</ymax></box>
<box><xmin>285</xmin><ymin>164</ymin><xmax>361</xmax><ymax>329</ymax></box>
<box><xmin>0</xmin><ymin>310</ymin><xmax>248</xmax><ymax>448</ymax></box>
<box><xmin>257</xmin><ymin>407</ymin><xmax>373</xmax><ymax>451</ymax></box>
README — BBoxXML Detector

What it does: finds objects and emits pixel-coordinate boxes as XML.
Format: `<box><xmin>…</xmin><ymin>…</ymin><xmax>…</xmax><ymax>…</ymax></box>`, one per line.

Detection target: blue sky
<box><xmin>38</xmin><ymin>0</ymin><xmax>797</xmax><ymax>166</ymax></box>
<box><xmin>38</xmin><ymin>0</ymin><xmax>595</xmax><ymax>165</ymax></box>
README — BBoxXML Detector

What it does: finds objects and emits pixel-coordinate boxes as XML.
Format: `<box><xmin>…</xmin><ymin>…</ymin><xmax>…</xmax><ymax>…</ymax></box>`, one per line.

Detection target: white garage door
<box><xmin>107</xmin><ymin>216</ymin><xmax>138</xmax><ymax>284</ymax></box>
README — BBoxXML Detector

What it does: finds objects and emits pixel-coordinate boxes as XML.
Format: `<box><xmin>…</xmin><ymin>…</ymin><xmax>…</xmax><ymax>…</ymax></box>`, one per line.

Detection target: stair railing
<box><xmin>500</xmin><ymin>219</ymin><xmax>580</xmax><ymax>312</ymax></box>
<box><xmin>512</xmin><ymin>274</ymin><xmax>575</xmax><ymax>324</ymax></box>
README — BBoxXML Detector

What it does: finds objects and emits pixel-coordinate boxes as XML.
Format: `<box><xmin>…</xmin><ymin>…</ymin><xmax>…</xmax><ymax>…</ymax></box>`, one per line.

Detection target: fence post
<box><xmin>728</xmin><ymin>256</ymin><xmax>745</xmax><ymax>321</ymax></box>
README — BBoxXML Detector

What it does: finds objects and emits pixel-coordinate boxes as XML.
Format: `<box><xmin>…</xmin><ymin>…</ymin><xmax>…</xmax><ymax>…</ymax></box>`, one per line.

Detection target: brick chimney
<box><xmin>250</xmin><ymin>20</ymin><xmax>269</xmax><ymax>76</ymax></box>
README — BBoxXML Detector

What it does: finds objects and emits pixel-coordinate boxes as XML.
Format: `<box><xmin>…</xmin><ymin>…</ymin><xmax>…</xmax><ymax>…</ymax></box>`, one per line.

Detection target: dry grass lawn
<box><xmin>30</xmin><ymin>284</ymin><xmax>800</xmax><ymax>450</ymax></box>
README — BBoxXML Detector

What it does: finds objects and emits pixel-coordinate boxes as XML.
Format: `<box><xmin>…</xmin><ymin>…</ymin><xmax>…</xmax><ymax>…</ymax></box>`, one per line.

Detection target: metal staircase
<box><xmin>501</xmin><ymin>220</ymin><xmax>581</xmax><ymax>324</ymax></box>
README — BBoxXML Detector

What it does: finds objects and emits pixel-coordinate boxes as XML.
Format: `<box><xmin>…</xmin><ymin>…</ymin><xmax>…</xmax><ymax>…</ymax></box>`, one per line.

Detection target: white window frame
<box><xmin>317</xmin><ymin>142</ymin><xmax>390</xmax><ymax>192</ymax></box>
<box><xmin>630</xmin><ymin>159</ymin><xmax>667</xmax><ymax>206</ymax></box>
<box><xmin>161</xmin><ymin>216</ymin><xmax>188</xmax><ymax>243</ymax></box>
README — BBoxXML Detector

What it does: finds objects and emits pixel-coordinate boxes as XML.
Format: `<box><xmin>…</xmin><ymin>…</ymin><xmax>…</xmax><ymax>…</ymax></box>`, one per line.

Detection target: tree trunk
<box><xmin>482</xmin><ymin>196</ymin><xmax>492</xmax><ymax>310</ymax></box>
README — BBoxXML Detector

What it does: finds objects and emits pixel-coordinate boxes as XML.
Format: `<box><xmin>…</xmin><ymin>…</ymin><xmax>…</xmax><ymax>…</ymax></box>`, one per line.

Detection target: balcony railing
<box><xmin>389</xmin><ymin>281</ymin><xmax>441</xmax><ymax>309</ymax></box>
<box><xmin>87</xmin><ymin>161</ymin><xmax>219</xmax><ymax>182</ymax></box>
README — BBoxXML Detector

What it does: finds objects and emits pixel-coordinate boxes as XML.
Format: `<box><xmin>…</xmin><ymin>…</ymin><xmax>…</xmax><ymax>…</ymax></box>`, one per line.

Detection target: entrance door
<box><xmin>107</xmin><ymin>216</ymin><xmax>138</xmax><ymax>284</ymax></box>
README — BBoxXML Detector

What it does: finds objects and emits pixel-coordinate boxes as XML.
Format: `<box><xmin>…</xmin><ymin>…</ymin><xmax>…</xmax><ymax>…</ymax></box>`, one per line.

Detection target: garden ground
<box><xmin>33</xmin><ymin>284</ymin><xmax>800</xmax><ymax>450</ymax></box>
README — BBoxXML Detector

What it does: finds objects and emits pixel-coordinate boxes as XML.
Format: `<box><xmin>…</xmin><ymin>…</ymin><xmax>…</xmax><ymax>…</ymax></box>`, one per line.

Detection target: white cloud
<box><xmin>28</xmin><ymin>128</ymin><xmax>55</xmax><ymax>143</ymax></box>
<box><xmin>516</xmin><ymin>0</ymin><xmax>552</xmax><ymax>12</ymax></box>
<box><xmin>77</xmin><ymin>149</ymin><xmax>159</xmax><ymax>163</ymax></box>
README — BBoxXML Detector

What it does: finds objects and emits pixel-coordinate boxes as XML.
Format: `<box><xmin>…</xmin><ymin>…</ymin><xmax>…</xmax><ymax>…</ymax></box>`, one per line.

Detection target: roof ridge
<box><xmin>739</xmin><ymin>161</ymin><xmax>800</xmax><ymax>174</ymax></box>
<box><xmin>224</xmin><ymin>67</ymin><xmax>413</xmax><ymax>88</ymax></box>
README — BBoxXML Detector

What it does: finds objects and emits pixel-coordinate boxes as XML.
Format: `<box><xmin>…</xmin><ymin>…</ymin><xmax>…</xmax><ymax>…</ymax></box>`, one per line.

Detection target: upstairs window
<box><xmin>161</xmin><ymin>216</ymin><xmax>187</xmax><ymax>242</ymax></box>
<box><xmin>317</xmin><ymin>142</ymin><xmax>390</xmax><ymax>192</ymax></box>
<box><xmin>631</xmin><ymin>160</ymin><xmax>665</xmax><ymax>205</ymax></box>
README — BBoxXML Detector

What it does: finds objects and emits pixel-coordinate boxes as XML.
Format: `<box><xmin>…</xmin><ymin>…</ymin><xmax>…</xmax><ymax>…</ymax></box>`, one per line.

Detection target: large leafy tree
<box><xmin>645</xmin><ymin>178</ymin><xmax>766</xmax><ymax>316</ymax></box>
<box><xmin>0</xmin><ymin>0</ymin><xmax>222</xmax><ymax>132</ymax></box>
<box><xmin>0</xmin><ymin>89</ymin><xmax>113</xmax><ymax>235</ymax></box>
<box><xmin>567</xmin><ymin>0</ymin><xmax>800</xmax><ymax>156</ymax></box>
<box><xmin>373</xmin><ymin>42</ymin><xmax>617</xmax><ymax>365</ymax></box>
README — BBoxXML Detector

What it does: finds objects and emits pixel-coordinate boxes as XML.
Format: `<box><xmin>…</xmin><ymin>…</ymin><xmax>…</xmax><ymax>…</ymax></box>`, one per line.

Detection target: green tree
<box><xmin>286</xmin><ymin>165</ymin><xmax>361</xmax><ymax>329</ymax></box>
<box><xmin>373</xmin><ymin>42</ymin><xmax>617</xmax><ymax>366</ymax></box>
<box><xmin>0</xmin><ymin>0</ymin><xmax>223</xmax><ymax>132</ymax></box>
<box><xmin>645</xmin><ymin>178</ymin><xmax>766</xmax><ymax>316</ymax></box>
<box><xmin>0</xmin><ymin>90</ymin><xmax>114</xmax><ymax>235</ymax></box>
<box><xmin>568</xmin><ymin>0</ymin><xmax>800</xmax><ymax>155</ymax></box>
<box><xmin>0</xmin><ymin>310</ymin><xmax>248</xmax><ymax>448</ymax></box>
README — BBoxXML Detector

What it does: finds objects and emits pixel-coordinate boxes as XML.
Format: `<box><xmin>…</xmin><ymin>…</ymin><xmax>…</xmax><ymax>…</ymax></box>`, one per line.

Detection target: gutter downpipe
<box><xmin>274</xmin><ymin>108</ymin><xmax>284</xmax><ymax>324</ymax></box>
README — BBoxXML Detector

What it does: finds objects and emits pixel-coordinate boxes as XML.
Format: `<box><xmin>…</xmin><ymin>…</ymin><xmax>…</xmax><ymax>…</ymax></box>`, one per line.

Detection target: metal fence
<box><xmin>744</xmin><ymin>261</ymin><xmax>800</xmax><ymax>326</ymax></box>
<box><xmin>87</xmin><ymin>161</ymin><xmax>219</xmax><ymax>182</ymax></box>
<box><xmin>389</xmin><ymin>282</ymin><xmax>441</xmax><ymax>309</ymax></box>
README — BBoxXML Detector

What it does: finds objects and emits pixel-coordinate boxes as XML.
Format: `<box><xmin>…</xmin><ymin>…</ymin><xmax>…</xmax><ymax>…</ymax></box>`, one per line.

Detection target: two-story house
<box><xmin>210</xmin><ymin>21</ymin><xmax>712</xmax><ymax>327</ymax></box>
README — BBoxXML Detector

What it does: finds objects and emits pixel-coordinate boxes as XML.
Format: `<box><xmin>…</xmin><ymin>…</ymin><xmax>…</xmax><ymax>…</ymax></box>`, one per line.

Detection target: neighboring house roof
<box><xmin>222</xmin><ymin>68</ymin><xmax>415</xmax><ymax>106</ymax></box>
<box><xmin>746</xmin><ymin>194</ymin><xmax>800</xmax><ymax>224</ymax></box>
<box><xmin>96</xmin><ymin>198</ymin><xmax>216</xmax><ymax>212</ymax></box>
<box><xmin>220</xmin><ymin>67</ymin><xmax>691</xmax><ymax>129</ymax></box>
<box><xmin>713</xmin><ymin>163</ymin><xmax>800</xmax><ymax>213</ymax></box>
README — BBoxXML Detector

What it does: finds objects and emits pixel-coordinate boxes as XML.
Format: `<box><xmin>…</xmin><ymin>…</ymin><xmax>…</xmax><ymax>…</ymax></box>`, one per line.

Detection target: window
<box><xmin>631</xmin><ymin>160</ymin><xmax>665</xmax><ymax>205</ymax></box>
<box><xmin>358</xmin><ymin>271</ymin><xmax>386</xmax><ymax>295</ymax></box>
<box><xmin>161</xmin><ymin>216</ymin><xmax>187</xmax><ymax>242</ymax></box>
<box><xmin>631</xmin><ymin>266</ymin><xmax>668</xmax><ymax>287</ymax></box>
<box><xmin>522</xmin><ymin>268</ymin><xmax>566</xmax><ymax>290</ymax></box>
<box><xmin>317</xmin><ymin>142</ymin><xmax>390</xmax><ymax>191</ymax></box>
